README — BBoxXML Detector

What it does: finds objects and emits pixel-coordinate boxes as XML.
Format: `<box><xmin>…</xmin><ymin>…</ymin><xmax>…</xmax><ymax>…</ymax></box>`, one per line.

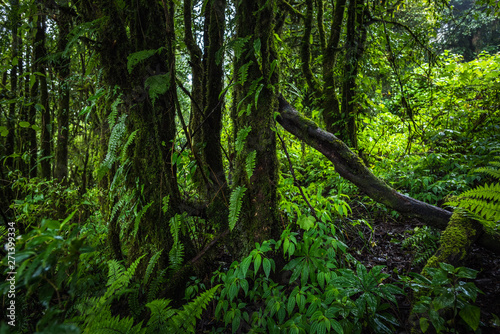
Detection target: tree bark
<box><xmin>37</xmin><ymin>9</ymin><xmax>51</xmax><ymax>179</ymax></box>
<box><xmin>6</xmin><ymin>0</ymin><xmax>20</xmax><ymax>171</ymax></box>
<box><xmin>231</xmin><ymin>0</ymin><xmax>280</xmax><ymax>259</ymax></box>
<box><xmin>322</xmin><ymin>0</ymin><xmax>345</xmax><ymax>135</ymax></box>
<box><xmin>54</xmin><ymin>6</ymin><xmax>72</xmax><ymax>182</ymax></box>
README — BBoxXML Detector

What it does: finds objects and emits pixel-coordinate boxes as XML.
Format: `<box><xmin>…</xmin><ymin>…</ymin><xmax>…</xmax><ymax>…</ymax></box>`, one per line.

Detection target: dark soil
<box><xmin>346</xmin><ymin>207</ymin><xmax>500</xmax><ymax>333</ymax></box>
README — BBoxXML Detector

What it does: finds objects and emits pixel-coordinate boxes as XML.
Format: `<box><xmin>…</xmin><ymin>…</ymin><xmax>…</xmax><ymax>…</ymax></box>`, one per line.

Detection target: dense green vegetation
<box><xmin>1</xmin><ymin>0</ymin><xmax>499</xmax><ymax>333</ymax></box>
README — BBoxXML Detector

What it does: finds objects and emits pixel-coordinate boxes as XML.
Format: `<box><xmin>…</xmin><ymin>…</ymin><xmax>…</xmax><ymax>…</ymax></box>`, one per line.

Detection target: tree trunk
<box><xmin>231</xmin><ymin>0</ymin><xmax>280</xmax><ymax>259</ymax></box>
<box><xmin>37</xmin><ymin>9</ymin><xmax>51</xmax><ymax>179</ymax></box>
<box><xmin>321</xmin><ymin>0</ymin><xmax>346</xmax><ymax>135</ymax></box>
<box><xmin>6</xmin><ymin>0</ymin><xmax>20</xmax><ymax>171</ymax></box>
<box><xmin>54</xmin><ymin>6</ymin><xmax>72</xmax><ymax>182</ymax></box>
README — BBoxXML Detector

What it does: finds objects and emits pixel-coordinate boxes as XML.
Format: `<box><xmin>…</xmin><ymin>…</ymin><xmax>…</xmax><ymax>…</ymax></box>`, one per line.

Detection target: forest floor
<box><xmin>347</xmin><ymin>203</ymin><xmax>500</xmax><ymax>333</ymax></box>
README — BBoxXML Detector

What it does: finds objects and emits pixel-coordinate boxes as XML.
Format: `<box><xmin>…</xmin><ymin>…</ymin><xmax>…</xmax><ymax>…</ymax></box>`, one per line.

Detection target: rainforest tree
<box><xmin>1</xmin><ymin>0</ymin><xmax>500</xmax><ymax>332</ymax></box>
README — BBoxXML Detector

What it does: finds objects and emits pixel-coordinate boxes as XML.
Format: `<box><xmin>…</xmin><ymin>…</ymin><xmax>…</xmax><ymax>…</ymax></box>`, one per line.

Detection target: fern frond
<box><xmin>169</xmin><ymin>214</ymin><xmax>182</xmax><ymax>245</ymax></box>
<box><xmin>121</xmin><ymin>129</ymin><xmax>139</xmax><ymax>163</ymax></box>
<box><xmin>169</xmin><ymin>285</ymin><xmax>220</xmax><ymax>333</ymax></box>
<box><xmin>238</xmin><ymin>61</ymin><xmax>253</xmax><ymax>85</ymax></box>
<box><xmin>133</xmin><ymin>201</ymin><xmax>154</xmax><ymax>238</ymax></box>
<box><xmin>169</xmin><ymin>242</ymin><xmax>184</xmax><ymax>272</ymax></box>
<box><xmin>104</xmin><ymin>255</ymin><xmax>144</xmax><ymax>300</ymax></box>
<box><xmin>145</xmin><ymin>299</ymin><xmax>175</xmax><ymax>334</ymax></box>
<box><xmin>98</xmin><ymin>113</ymin><xmax>127</xmax><ymax>179</ymax></box>
<box><xmin>229</xmin><ymin>186</ymin><xmax>246</xmax><ymax>231</ymax></box>
<box><xmin>144</xmin><ymin>250</ymin><xmax>163</xmax><ymax>285</ymax></box>
<box><xmin>229</xmin><ymin>36</ymin><xmax>251</xmax><ymax>60</ymax></box>
<box><xmin>125</xmin><ymin>254</ymin><xmax>145</xmax><ymax>279</ymax></box>
<box><xmin>235</xmin><ymin>126</ymin><xmax>252</xmax><ymax>154</ymax></box>
<box><xmin>106</xmin><ymin>260</ymin><xmax>125</xmax><ymax>287</ymax></box>
<box><xmin>129</xmin><ymin>285</ymin><xmax>143</xmax><ymax>318</ymax></box>
<box><xmin>245</xmin><ymin>150</ymin><xmax>257</xmax><ymax>179</ymax></box>
<box><xmin>108</xmin><ymin>98</ymin><xmax>123</xmax><ymax>128</ymax></box>
<box><xmin>457</xmin><ymin>183</ymin><xmax>500</xmax><ymax>202</ymax></box>
<box><xmin>86</xmin><ymin>314</ymin><xmax>146</xmax><ymax>334</ymax></box>
<box><xmin>127</xmin><ymin>49</ymin><xmax>158</xmax><ymax>74</ymax></box>
<box><xmin>475</xmin><ymin>166</ymin><xmax>500</xmax><ymax>179</ymax></box>
<box><xmin>147</xmin><ymin>269</ymin><xmax>168</xmax><ymax>303</ymax></box>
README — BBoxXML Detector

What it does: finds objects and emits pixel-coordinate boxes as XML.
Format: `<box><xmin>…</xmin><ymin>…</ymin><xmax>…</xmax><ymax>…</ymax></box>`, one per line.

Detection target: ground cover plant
<box><xmin>1</xmin><ymin>0</ymin><xmax>500</xmax><ymax>333</ymax></box>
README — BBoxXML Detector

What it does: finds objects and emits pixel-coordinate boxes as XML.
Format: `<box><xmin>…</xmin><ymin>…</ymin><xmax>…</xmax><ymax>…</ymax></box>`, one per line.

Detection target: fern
<box><xmin>127</xmin><ymin>49</ymin><xmax>159</xmax><ymax>74</ymax></box>
<box><xmin>104</xmin><ymin>255</ymin><xmax>144</xmax><ymax>300</ymax></box>
<box><xmin>167</xmin><ymin>285</ymin><xmax>221</xmax><ymax>333</ymax></box>
<box><xmin>121</xmin><ymin>129</ymin><xmax>139</xmax><ymax>163</ymax></box>
<box><xmin>245</xmin><ymin>150</ymin><xmax>257</xmax><ymax>179</ymax></box>
<box><xmin>98</xmin><ymin>113</ymin><xmax>128</xmax><ymax>179</ymax></box>
<box><xmin>147</xmin><ymin>269</ymin><xmax>168</xmax><ymax>303</ymax></box>
<box><xmin>237</xmin><ymin>60</ymin><xmax>253</xmax><ymax>85</ymax></box>
<box><xmin>169</xmin><ymin>215</ymin><xmax>184</xmax><ymax>271</ymax></box>
<box><xmin>108</xmin><ymin>98</ymin><xmax>123</xmax><ymax>128</ymax></box>
<box><xmin>145</xmin><ymin>299</ymin><xmax>175</xmax><ymax>333</ymax></box>
<box><xmin>145</xmin><ymin>74</ymin><xmax>171</xmax><ymax>105</ymax></box>
<box><xmin>129</xmin><ymin>285</ymin><xmax>143</xmax><ymax>318</ymax></box>
<box><xmin>229</xmin><ymin>186</ymin><xmax>246</xmax><ymax>231</ymax></box>
<box><xmin>85</xmin><ymin>314</ymin><xmax>146</xmax><ymax>334</ymax></box>
<box><xmin>235</xmin><ymin>126</ymin><xmax>252</xmax><ymax>154</ymax></box>
<box><xmin>402</xmin><ymin>226</ymin><xmax>441</xmax><ymax>266</ymax></box>
<box><xmin>143</xmin><ymin>250</ymin><xmax>163</xmax><ymax>285</ymax></box>
<box><xmin>446</xmin><ymin>158</ymin><xmax>500</xmax><ymax>224</ymax></box>
<box><xmin>133</xmin><ymin>201</ymin><xmax>153</xmax><ymax>238</ymax></box>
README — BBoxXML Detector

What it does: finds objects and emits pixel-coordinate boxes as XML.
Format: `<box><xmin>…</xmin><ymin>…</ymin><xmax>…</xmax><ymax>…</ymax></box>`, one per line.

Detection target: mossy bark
<box><xmin>424</xmin><ymin>211</ymin><xmax>483</xmax><ymax>269</ymax></box>
<box><xmin>321</xmin><ymin>0</ymin><xmax>346</xmax><ymax>135</ymax></box>
<box><xmin>76</xmin><ymin>0</ymin><xmax>182</xmax><ymax>260</ymax></box>
<box><xmin>54</xmin><ymin>6</ymin><xmax>72</xmax><ymax>182</ymax></box>
<box><xmin>230</xmin><ymin>0</ymin><xmax>280</xmax><ymax>259</ymax></box>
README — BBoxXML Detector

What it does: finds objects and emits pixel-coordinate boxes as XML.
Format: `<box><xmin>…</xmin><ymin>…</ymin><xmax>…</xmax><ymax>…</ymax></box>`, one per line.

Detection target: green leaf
<box><xmin>229</xmin><ymin>186</ymin><xmax>246</xmax><ymax>230</ymax></box>
<box><xmin>298</xmin><ymin>215</ymin><xmax>315</xmax><ymax>230</ymax></box>
<box><xmin>0</xmin><ymin>126</ymin><xmax>8</xmax><ymax>137</ymax></box>
<box><xmin>456</xmin><ymin>267</ymin><xmax>478</xmax><ymax>279</ymax></box>
<box><xmin>235</xmin><ymin>126</ymin><xmax>252</xmax><ymax>153</ymax></box>
<box><xmin>145</xmin><ymin>74</ymin><xmax>171</xmax><ymax>105</ymax></box>
<box><xmin>331</xmin><ymin>319</ymin><xmax>343</xmax><ymax>334</ymax></box>
<box><xmin>127</xmin><ymin>49</ymin><xmax>158</xmax><ymax>73</ymax></box>
<box><xmin>19</xmin><ymin>121</ymin><xmax>31</xmax><ymax>128</ymax></box>
<box><xmin>459</xmin><ymin>304</ymin><xmax>480</xmax><ymax>331</ymax></box>
<box><xmin>253</xmin><ymin>38</ymin><xmax>261</xmax><ymax>55</ymax></box>
<box><xmin>245</xmin><ymin>150</ymin><xmax>257</xmax><ymax>179</ymax></box>
<box><xmin>240</xmin><ymin>255</ymin><xmax>252</xmax><ymax>278</ymax></box>
<box><xmin>254</xmin><ymin>254</ymin><xmax>262</xmax><ymax>275</ymax></box>
<box><xmin>419</xmin><ymin>317</ymin><xmax>429</xmax><ymax>333</ymax></box>
<box><xmin>263</xmin><ymin>257</ymin><xmax>271</xmax><ymax>278</ymax></box>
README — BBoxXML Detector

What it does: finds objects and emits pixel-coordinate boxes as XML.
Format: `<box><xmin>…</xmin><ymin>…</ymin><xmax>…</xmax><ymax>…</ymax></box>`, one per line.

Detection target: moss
<box><xmin>424</xmin><ymin>211</ymin><xmax>480</xmax><ymax>269</ymax></box>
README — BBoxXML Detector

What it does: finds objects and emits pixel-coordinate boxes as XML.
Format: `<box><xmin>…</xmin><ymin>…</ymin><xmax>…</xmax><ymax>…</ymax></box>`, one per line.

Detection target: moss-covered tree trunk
<box><xmin>76</xmin><ymin>0</ymin><xmax>182</xmax><ymax>260</ymax></box>
<box><xmin>5</xmin><ymin>0</ymin><xmax>20</xmax><ymax>172</ymax></box>
<box><xmin>321</xmin><ymin>0</ymin><xmax>346</xmax><ymax>135</ymax></box>
<box><xmin>38</xmin><ymin>10</ymin><xmax>51</xmax><ymax>179</ymax></box>
<box><xmin>54</xmin><ymin>6</ymin><xmax>72</xmax><ymax>182</ymax></box>
<box><xmin>340</xmin><ymin>0</ymin><xmax>367</xmax><ymax>149</ymax></box>
<box><xmin>231</xmin><ymin>0</ymin><xmax>280</xmax><ymax>259</ymax></box>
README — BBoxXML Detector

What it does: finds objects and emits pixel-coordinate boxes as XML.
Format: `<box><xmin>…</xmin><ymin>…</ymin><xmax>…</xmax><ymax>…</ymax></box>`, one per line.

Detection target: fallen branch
<box><xmin>276</xmin><ymin>95</ymin><xmax>452</xmax><ymax>229</ymax></box>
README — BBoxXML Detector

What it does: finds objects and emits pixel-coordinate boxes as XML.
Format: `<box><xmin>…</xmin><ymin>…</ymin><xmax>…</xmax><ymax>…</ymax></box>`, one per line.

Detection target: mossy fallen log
<box><xmin>276</xmin><ymin>95</ymin><xmax>499</xmax><ymax>253</ymax></box>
